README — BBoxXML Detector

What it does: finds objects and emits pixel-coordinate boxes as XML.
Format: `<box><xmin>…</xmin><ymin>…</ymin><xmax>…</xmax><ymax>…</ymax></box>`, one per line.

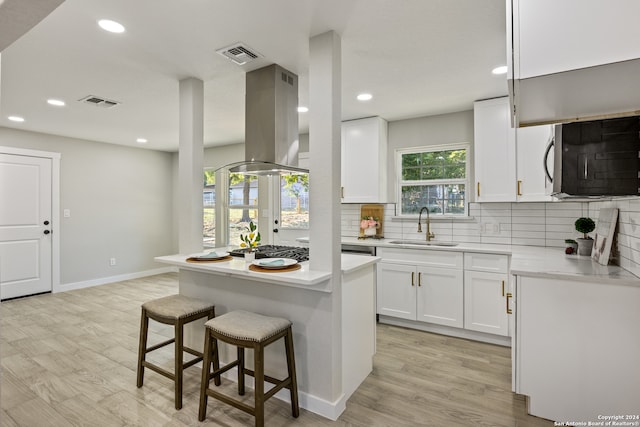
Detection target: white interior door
<box><xmin>0</xmin><ymin>153</ymin><xmax>53</xmax><ymax>299</ymax></box>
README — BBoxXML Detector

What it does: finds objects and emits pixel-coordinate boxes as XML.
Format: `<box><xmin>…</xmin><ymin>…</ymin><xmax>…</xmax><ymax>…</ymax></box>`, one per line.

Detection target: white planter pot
<box><xmin>576</xmin><ymin>238</ymin><xmax>593</xmax><ymax>256</ymax></box>
<box><xmin>244</xmin><ymin>252</ymin><xmax>256</xmax><ymax>263</ymax></box>
<box><xmin>364</xmin><ymin>227</ymin><xmax>377</xmax><ymax>236</ymax></box>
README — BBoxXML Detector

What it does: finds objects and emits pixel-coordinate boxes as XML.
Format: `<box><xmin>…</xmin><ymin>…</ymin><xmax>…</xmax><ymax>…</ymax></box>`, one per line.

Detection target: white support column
<box><xmin>178</xmin><ymin>78</ymin><xmax>204</xmax><ymax>254</ymax></box>
<box><xmin>308</xmin><ymin>30</ymin><xmax>342</xmax><ymax>403</ymax></box>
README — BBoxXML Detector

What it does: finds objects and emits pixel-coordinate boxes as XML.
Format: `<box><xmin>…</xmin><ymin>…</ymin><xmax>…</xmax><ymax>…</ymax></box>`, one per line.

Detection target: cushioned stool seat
<box><xmin>198</xmin><ymin>310</ymin><xmax>299</xmax><ymax>427</ymax></box>
<box><xmin>136</xmin><ymin>294</ymin><xmax>216</xmax><ymax>410</ymax></box>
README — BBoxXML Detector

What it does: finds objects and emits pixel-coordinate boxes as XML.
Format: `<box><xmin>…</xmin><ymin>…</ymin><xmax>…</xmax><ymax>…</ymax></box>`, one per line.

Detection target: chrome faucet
<box><xmin>418</xmin><ymin>207</ymin><xmax>435</xmax><ymax>241</ymax></box>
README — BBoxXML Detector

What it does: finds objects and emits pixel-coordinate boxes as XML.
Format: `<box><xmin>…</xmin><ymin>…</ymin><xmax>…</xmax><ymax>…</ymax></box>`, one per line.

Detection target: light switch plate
<box><xmin>63</xmin><ymin>209</ymin><xmax>71</xmax><ymax>218</ymax></box>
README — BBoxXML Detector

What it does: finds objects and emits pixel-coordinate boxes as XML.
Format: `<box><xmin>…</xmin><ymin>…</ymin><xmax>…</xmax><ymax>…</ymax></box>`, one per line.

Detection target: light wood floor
<box><xmin>1</xmin><ymin>273</ymin><xmax>553</xmax><ymax>427</ymax></box>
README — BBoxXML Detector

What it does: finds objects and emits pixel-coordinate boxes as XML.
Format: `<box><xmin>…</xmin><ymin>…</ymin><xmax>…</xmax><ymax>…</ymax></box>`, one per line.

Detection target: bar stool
<box><xmin>136</xmin><ymin>294</ymin><xmax>216</xmax><ymax>410</ymax></box>
<box><xmin>198</xmin><ymin>310</ymin><xmax>299</xmax><ymax>427</ymax></box>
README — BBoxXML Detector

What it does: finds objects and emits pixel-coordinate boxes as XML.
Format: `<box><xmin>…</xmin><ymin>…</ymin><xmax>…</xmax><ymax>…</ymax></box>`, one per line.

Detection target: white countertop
<box><xmin>338</xmin><ymin>237</ymin><xmax>640</xmax><ymax>286</ymax></box>
<box><xmin>154</xmin><ymin>253</ymin><xmax>379</xmax><ymax>292</ymax></box>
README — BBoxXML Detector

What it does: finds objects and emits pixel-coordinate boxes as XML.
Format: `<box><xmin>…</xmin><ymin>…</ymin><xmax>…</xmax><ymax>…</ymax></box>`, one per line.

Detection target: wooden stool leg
<box><xmin>254</xmin><ymin>343</ymin><xmax>265</xmax><ymax>427</ymax></box>
<box><xmin>174</xmin><ymin>319</ymin><xmax>184</xmax><ymax>410</ymax></box>
<box><xmin>285</xmin><ymin>328</ymin><xmax>300</xmax><ymax>418</ymax></box>
<box><xmin>198</xmin><ymin>329</ymin><xmax>212</xmax><ymax>421</ymax></box>
<box><xmin>238</xmin><ymin>346</ymin><xmax>245</xmax><ymax>395</ymax></box>
<box><xmin>136</xmin><ymin>309</ymin><xmax>149</xmax><ymax>388</ymax></box>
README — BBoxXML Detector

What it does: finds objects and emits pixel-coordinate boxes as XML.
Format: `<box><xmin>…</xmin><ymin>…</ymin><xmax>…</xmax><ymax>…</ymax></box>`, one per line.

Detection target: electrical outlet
<box><xmin>110</xmin><ymin>258</ymin><xmax>116</xmax><ymax>266</ymax></box>
<box><xmin>63</xmin><ymin>209</ymin><xmax>71</xmax><ymax>218</ymax></box>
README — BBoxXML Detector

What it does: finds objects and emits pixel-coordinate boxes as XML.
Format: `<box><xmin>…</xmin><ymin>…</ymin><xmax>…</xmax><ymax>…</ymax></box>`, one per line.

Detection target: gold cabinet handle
<box><xmin>477</xmin><ymin>182</ymin><xmax>480</xmax><ymax>197</ymax></box>
<box><xmin>501</xmin><ymin>280</ymin><xmax>505</xmax><ymax>297</ymax></box>
<box><xmin>411</xmin><ymin>271</ymin><xmax>415</xmax><ymax>287</ymax></box>
<box><xmin>517</xmin><ymin>180</ymin><xmax>522</xmax><ymax>196</ymax></box>
<box><xmin>418</xmin><ymin>272</ymin><xmax>422</xmax><ymax>287</ymax></box>
<box><xmin>506</xmin><ymin>292</ymin><xmax>513</xmax><ymax>314</ymax></box>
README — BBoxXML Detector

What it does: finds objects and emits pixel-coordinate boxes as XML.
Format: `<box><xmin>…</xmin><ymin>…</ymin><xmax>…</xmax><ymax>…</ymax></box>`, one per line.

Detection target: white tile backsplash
<box><xmin>342</xmin><ymin>198</ymin><xmax>639</xmax><ymax>277</ymax></box>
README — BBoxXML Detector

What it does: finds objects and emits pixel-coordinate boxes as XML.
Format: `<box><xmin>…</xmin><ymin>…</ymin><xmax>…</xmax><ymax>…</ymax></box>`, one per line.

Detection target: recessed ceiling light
<box><xmin>136</xmin><ymin>138</ymin><xmax>148</xmax><ymax>144</ymax></box>
<box><xmin>98</xmin><ymin>19</ymin><xmax>125</xmax><ymax>34</ymax></box>
<box><xmin>8</xmin><ymin>116</ymin><xmax>25</xmax><ymax>122</ymax></box>
<box><xmin>47</xmin><ymin>99</ymin><xmax>65</xmax><ymax>107</ymax></box>
<box><xmin>492</xmin><ymin>65</ymin><xmax>508</xmax><ymax>75</ymax></box>
<box><xmin>297</xmin><ymin>106</ymin><xmax>308</xmax><ymax>113</ymax></box>
<box><xmin>357</xmin><ymin>93</ymin><xmax>373</xmax><ymax>101</ymax></box>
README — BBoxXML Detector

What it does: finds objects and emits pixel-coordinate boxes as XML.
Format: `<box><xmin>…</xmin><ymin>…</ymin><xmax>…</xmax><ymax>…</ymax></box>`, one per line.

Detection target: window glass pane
<box><xmin>443</xmin><ymin>184</ymin><xmax>466</xmax><ymax>214</ymax></box>
<box><xmin>281</xmin><ymin>174</ymin><xmax>309</xmax><ymax>229</ymax></box>
<box><xmin>203</xmin><ymin>171</ymin><xmax>216</xmax><ymax>246</ymax></box>
<box><xmin>228</xmin><ymin>173</ymin><xmax>258</xmax><ymax>247</ymax></box>
<box><xmin>401</xmin><ymin>185</ymin><xmax>443</xmax><ymax>214</ymax></box>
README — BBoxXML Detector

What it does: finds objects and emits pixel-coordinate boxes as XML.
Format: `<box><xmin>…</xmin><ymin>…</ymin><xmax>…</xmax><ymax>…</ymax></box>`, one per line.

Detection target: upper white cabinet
<box><xmin>474</xmin><ymin>98</ymin><xmax>517</xmax><ymax>202</ymax></box>
<box><xmin>341</xmin><ymin>117</ymin><xmax>388</xmax><ymax>203</ymax></box>
<box><xmin>474</xmin><ymin>97</ymin><xmax>553</xmax><ymax>202</ymax></box>
<box><xmin>508</xmin><ymin>0</ymin><xmax>640</xmax><ymax>126</ymax></box>
<box><xmin>512</xmin><ymin>0</ymin><xmax>640</xmax><ymax>79</ymax></box>
<box><xmin>515</xmin><ymin>125</ymin><xmax>553</xmax><ymax>201</ymax></box>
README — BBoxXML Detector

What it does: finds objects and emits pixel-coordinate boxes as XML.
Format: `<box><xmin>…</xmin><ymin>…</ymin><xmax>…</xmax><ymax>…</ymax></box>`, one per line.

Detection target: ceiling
<box><xmin>0</xmin><ymin>0</ymin><xmax>509</xmax><ymax>152</ymax></box>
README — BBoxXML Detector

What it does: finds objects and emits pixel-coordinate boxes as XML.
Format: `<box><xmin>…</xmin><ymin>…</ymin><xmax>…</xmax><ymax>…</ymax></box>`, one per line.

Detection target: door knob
<box><xmin>44</xmin><ymin>230</ymin><xmax>51</xmax><ymax>235</ymax></box>
<box><xmin>44</xmin><ymin>220</ymin><xmax>50</xmax><ymax>225</ymax></box>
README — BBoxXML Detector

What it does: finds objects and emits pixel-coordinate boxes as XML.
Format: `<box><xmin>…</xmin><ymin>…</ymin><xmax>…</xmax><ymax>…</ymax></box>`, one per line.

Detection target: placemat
<box><xmin>248</xmin><ymin>263</ymin><xmax>301</xmax><ymax>273</ymax></box>
<box><xmin>186</xmin><ymin>256</ymin><xmax>233</xmax><ymax>263</ymax></box>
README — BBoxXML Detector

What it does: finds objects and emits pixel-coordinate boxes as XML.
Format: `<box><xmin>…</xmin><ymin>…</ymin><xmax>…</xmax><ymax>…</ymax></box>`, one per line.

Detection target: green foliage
<box><xmin>402</xmin><ymin>149</ymin><xmax>466</xmax><ymax>181</ymax></box>
<box><xmin>203</xmin><ymin>170</ymin><xmax>216</xmax><ymax>186</ymax></box>
<box><xmin>574</xmin><ymin>217</ymin><xmax>595</xmax><ymax>238</ymax></box>
<box><xmin>239</xmin><ymin>221</ymin><xmax>261</xmax><ymax>250</ymax></box>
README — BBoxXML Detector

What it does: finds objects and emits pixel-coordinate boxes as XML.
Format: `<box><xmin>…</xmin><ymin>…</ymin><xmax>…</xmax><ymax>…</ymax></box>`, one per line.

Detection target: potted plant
<box><xmin>240</xmin><ymin>221</ymin><xmax>261</xmax><ymax>262</ymax></box>
<box><xmin>360</xmin><ymin>216</ymin><xmax>379</xmax><ymax>237</ymax></box>
<box><xmin>574</xmin><ymin>217</ymin><xmax>595</xmax><ymax>256</ymax></box>
<box><xmin>564</xmin><ymin>239</ymin><xmax>578</xmax><ymax>254</ymax></box>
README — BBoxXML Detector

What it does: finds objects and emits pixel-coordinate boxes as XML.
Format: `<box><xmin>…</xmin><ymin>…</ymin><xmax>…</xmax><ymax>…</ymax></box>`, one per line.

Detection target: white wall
<box><xmin>0</xmin><ymin>127</ymin><xmax>175</xmax><ymax>286</ymax></box>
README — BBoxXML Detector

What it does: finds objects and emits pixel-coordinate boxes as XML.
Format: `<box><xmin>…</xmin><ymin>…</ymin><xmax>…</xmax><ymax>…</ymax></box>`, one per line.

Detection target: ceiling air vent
<box><xmin>216</xmin><ymin>43</ymin><xmax>262</xmax><ymax>65</ymax></box>
<box><xmin>79</xmin><ymin>95</ymin><xmax>121</xmax><ymax>108</ymax></box>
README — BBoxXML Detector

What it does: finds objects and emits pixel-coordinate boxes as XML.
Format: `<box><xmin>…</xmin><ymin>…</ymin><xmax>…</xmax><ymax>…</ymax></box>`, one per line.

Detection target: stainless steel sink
<box><xmin>388</xmin><ymin>240</ymin><xmax>458</xmax><ymax>247</ymax></box>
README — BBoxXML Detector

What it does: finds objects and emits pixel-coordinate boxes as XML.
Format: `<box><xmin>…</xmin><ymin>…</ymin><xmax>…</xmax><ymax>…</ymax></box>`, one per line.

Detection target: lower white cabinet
<box><xmin>513</xmin><ymin>275</ymin><xmax>640</xmax><ymax>421</ymax></box>
<box><xmin>377</xmin><ymin>248</ymin><xmax>463</xmax><ymax>328</ymax></box>
<box><xmin>463</xmin><ymin>252</ymin><xmax>510</xmax><ymax>337</ymax></box>
<box><xmin>463</xmin><ymin>270</ymin><xmax>509</xmax><ymax>336</ymax></box>
<box><xmin>377</xmin><ymin>248</ymin><xmax>513</xmax><ymax>339</ymax></box>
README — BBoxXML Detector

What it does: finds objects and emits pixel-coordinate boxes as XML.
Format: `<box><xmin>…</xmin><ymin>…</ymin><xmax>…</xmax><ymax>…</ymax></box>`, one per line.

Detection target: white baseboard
<box><xmin>55</xmin><ymin>266</ymin><xmax>178</xmax><ymax>293</ymax></box>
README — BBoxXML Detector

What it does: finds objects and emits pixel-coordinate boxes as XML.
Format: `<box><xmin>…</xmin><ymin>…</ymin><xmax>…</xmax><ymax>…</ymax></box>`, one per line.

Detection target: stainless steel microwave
<box><xmin>549</xmin><ymin>116</ymin><xmax>640</xmax><ymax>198</ymax></box>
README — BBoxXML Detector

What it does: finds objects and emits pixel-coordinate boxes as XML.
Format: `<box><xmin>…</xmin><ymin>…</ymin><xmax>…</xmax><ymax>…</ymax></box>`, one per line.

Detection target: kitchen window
<box><xmin>228</xmin><ymin>173</ymin><xmax>259</xmax><ymax>245</ymax></box>
<box><xmin>396</xmin><ymin>144</ymin><xmax>469</xmax><ymax>216</ymax></box>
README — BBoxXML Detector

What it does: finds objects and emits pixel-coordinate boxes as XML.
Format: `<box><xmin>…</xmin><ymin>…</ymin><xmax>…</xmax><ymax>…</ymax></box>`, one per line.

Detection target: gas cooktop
<box><xmin>229</xmin><ymin>245</ymin><xmax>309</xmax><ymax>262</ymax></box>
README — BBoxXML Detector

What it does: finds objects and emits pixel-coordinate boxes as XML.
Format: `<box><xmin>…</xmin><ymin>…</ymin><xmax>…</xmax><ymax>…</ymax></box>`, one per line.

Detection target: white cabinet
<box><xmin>341</xmin><ymin>117</ymin><xmax>388</xmax><ymax>203</ymax></box>
<box><xmin>416</xmin><ymin>265</ymin><xmax>463</xmax><ymax>328</ymax></box>
<box><xmin>463</xmin><ymin>253</ymin><xmax>510</xmax><ymax>337</ymax></box>
<box><xmin>474</xmin><ymin>98</ymin><xmax>516</xmax><ymax>202</ymax></box>
<box><xmin>513</xmin><ymin>275</ymin><xmax>640</xmax><ymax>421</ymax></box>
<box><xmin>515</xmin><ymin>125</ymin><xmax>553</xmax><ymax>201</ymax></box>
<box><xmin>377</xmin><ymin>248</ymin><xmax>463</xmax><ymax>328</ymax></box>
<box><xmin>474</xmin><ymin>97</ymin><xmax>553</xmax><ymax>202</ymax></box>
<box><xmin>511</xmin><ymin>0</ymin><xmax>640</xmax><ymax>80</ymax></box>
<box><xmin>376</xmin><ymin>262</ymin><xmax>416</xmax><ymax>320</ymax></box>
<box><xmin>508</xmin><ymin>0</ymin><xmax>640</xmax><ymax>126</ymax></box>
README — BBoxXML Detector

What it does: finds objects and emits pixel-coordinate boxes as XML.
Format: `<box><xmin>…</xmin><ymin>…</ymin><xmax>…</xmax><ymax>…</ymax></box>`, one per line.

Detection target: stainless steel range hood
<box><xmin>227</xmin><ymin>64</ymin><xmax>307</xmax><ymax>175</ymax></box>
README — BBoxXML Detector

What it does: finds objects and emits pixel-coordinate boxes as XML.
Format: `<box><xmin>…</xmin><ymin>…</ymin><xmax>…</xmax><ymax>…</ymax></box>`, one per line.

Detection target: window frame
<box><xmin>395</xmin><ymin>142</ymin><xmax>470</xmax><ymax>217</ymax></box>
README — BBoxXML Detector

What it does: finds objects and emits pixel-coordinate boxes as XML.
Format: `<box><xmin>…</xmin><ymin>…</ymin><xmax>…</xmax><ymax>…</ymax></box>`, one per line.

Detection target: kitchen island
<box><xmin>155</xmin><ymin>253</ymin><xmax>379</xmax><ymax>420</ymax></box>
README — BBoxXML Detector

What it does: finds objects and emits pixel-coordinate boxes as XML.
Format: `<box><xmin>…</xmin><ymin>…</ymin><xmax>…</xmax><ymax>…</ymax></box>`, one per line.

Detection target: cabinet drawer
<box><xmin>378</xmin><ymin>247</ymin><xmax>463</xmax><ymax>268</ymax></box>
<box><xmin>464</xmin><ymin>253</ymin><xmax>509</xmax><ymax>273</ymax></box>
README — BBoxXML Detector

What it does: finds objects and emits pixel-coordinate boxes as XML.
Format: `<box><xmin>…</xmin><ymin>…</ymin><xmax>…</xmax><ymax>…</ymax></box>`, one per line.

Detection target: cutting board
<box><xmin>360</xmin><ymin>204</ymin><xmax>384</xmax><ymax>238</ymax></box>
<box><xmin>591</xmin><ymin>208</ymin><xmax>618</xmax><ymax>265</ymax></box>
